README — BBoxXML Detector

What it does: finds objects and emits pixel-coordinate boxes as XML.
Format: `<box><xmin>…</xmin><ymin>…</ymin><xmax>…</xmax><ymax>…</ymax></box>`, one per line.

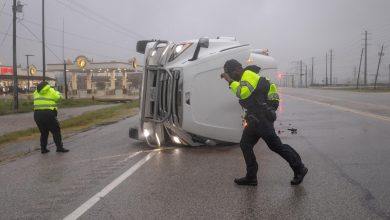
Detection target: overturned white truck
<box><xmin>129</xmin><ymin>37</ymin><xmax>277</xmax><ymax>147</ymax></box>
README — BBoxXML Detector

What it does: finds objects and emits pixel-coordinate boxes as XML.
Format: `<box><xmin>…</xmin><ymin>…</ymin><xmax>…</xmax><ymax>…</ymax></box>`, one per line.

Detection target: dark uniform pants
<box><xmin>34</xmin><ymin>109</ymin><xmax>63</xmax><ymax>149</ymax></box>
<box><xmin>240</xmin><ymin>114</ymin><xmax>304</xmax><ymax>179</ymax></box>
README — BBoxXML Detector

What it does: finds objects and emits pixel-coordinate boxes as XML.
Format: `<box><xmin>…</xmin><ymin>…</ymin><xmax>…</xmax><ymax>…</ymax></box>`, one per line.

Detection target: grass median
<box><xmin>0</xmin><ymin>100</ymin><xmax>139</xmax><ymax>147</ymax></box>
<box><xmin>0</xmin><ymin>97</ymin><xmax>111</xmax><ymax>115</ymax></box>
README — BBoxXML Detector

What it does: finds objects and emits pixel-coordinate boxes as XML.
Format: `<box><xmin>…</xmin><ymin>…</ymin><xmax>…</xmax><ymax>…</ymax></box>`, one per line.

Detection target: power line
<box><xmin>363</xmin><ymin>30</ymin><xmax>369</xmax><ymax>85</ymax></box>
<box><xmin>1</xmin><ymin>13</ymin><xmax>132</xmax><ymax>62</ymax></box>
<box><xmin>366</xmin><ymin>22</ymin><xmax>390</xmax><ymax>33</ymax></box>
<box><xmin>21</xmin><ymin>18</ymin><xmax>133</xmax><ymax>51</ymax></box>
<box><xmin>373</xmin><ymin>29</ymin><xmax>390</xmax><ymax>38</ymax></box>
<box><xmin>300</xmin><ymin>38</ymin><xmax>361</xmax><ymax>64</ymax></box>
<box><xmin>0</xmin><ymin>31</ymin><xmax>128</xmax><ymax>62</ymax></box>
<box><xmin>54</xmin><ymin>0</ymin><xmax>145</xmax><ymax>40</ymax></box>
<box><xmin>1</xmin><ymin>11</ymin><xmax>135</xmax><ymax>51</ymax></box>
<box><xmin>19</xmin><ymin>21</ymin><xmax>62</xmax><ymax>62</ymax></box>
<box><xmin>0</xmin><ymin>20</ymin><xmax>12</xmax><ymax>48</ymax></box>
<box><xmin>372</xmin><ymin>34</ymin><xmax>390</xmax><ymax>43</ymax></box>
<box><xmin>337</xmin><ymin>38</ymin><xmax>361</xmax><ymax>52</ymax></box>
<box><xmin>0</xmin><ymin>0</ymin><xmax>9</xmax><ymax>16</ymax></box>
<box><xmin>67</xmin><ymin>0</ymin><xmax>146</xmax><ymax>39</ymax></box>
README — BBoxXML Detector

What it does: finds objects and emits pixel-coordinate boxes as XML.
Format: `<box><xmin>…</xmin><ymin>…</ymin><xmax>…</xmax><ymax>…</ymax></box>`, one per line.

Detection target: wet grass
<box><xmin>0</xmin><ymin>97</ymin><xmax>110</xmax><ymax>115</ymax></box>
<box><xmin>0</xmin><ymin>101</ymin><xmax>139</xmax><ymax>147</ymax></box>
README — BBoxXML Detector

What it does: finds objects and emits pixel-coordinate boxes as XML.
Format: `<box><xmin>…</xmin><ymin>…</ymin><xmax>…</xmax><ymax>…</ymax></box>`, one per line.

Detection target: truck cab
<box><xmin>130</xmin><ymin>37</ymin><xmax>277</xmax><ymax>147</ymax></box>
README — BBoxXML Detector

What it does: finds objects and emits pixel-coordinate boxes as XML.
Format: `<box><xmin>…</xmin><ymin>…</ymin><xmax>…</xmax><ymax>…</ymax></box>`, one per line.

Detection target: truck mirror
<box><xmin>136</xmin><ymin>40</ymin><xmax>156</xmax><ymax>54</ymax></box>
<box><xmin>189</xmin><ymin>37</ymin><xmax>209</xmax><ymax>61</ymax></box>
<box><xmin>198</xmin><ymin>37</ymin><xmax>209</xmax><ymax>48</ymax></box>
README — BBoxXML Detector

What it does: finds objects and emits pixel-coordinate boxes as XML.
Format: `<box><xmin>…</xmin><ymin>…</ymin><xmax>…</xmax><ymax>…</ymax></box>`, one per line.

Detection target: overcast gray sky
<box><xmin>1</xmin><ymin>0</ymin><xmax>390</xmax><ymax>83</ymax></box>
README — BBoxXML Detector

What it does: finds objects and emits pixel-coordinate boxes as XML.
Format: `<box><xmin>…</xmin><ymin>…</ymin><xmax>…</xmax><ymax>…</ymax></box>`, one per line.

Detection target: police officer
<box><xmin>33</xmin><ymin>81</ymin><xmax>69</xmax><ymax>154</ymax></box>
<box><xmin>221</xmin><ymin>59</ymin><xmax>307</xmax><ymax>186</ymax></box>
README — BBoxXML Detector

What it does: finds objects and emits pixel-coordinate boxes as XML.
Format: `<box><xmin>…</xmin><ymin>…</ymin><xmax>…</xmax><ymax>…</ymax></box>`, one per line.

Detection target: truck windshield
<box><xmin>168</xmin><ymin>43</ymin><xmax>192</xmax><ymax>62</ymax></box>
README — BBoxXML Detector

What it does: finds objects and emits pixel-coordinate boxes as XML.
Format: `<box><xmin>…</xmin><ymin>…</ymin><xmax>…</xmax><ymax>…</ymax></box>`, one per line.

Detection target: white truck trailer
<box><xmin>129</xmin><ymin>37</ymin><xmax>277</xmax><ymax>147</ymax></box>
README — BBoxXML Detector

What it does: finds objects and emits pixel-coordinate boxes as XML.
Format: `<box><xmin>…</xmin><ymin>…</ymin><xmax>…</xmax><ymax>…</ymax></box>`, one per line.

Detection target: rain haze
<box><xmin>1</xmin><ymin>0</ymin><xmax>390</xmax><ymax>84</ymax></box>
<box><xmin>3</xmin><ymin>1</ymin><xmax>390</xmax><ymax>219</ymax></box>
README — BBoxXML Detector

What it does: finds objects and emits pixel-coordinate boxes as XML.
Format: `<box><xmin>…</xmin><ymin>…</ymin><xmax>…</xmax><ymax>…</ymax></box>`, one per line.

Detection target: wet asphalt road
<box><xmin>0</xmin><ymin>88</ymin><xmax>390</xmax><ymax>219</ymax></box>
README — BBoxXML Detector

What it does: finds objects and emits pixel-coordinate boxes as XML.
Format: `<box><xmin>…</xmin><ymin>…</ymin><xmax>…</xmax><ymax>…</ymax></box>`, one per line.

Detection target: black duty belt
<box><xmin>34</xmin><ymin>109</ymin><xmax>56</xmax><ymax>112</ymax></box>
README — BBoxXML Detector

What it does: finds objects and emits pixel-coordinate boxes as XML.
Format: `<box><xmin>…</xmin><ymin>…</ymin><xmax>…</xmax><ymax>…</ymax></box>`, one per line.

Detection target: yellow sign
<box><xmin>75</xmin><ymin>56</ymin><xmax>89</xmax><ymax>68</ymax></box>
<box><xmin>29</xmin><ymin>65</ymin><xmax>37</xmax><ymax>76</ymax></box>
<box><xmin>131</xmin><ymin>57</ymin><xmax>137</xmax><ymax>69</ymax></box>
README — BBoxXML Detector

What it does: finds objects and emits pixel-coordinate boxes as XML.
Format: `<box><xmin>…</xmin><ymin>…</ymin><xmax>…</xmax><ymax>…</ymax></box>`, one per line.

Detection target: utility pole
<box><xmin>42</xmin><ymin>0</ymin><xmax>46</xmax><ymax>81</ymax></box>
<box><xmin>356</xmin><ymin>48</ymin><xmax>364</xmax><ymax>89</ymax></box>
<box><xmin>62</xmin><ymin>18</ymin><xmax>65</xmax><ymax>62</ymax></box>
<box><xmin>374</xmin><ymin>45</ymin><xmax>384</xmax><ymax>90</ymax></box>
<box><xmin>364</xmin><ymin>30</ymin><xmax>368</xmax><ymax>85</ymax></box>
<box><xmin>330</xmin><ymin>49</ymin><xmax>333</xmax><ymax>86</ymax></box>
<box><xmin>12</xmin><ymin>0</ymin><xmax>18</xmax><ymax>111</ymax></box>
<box><xmin>284</xmin><ymin>72</ymin><xmax>288</xmax><ymax>87</ymax></box>
<box><xmin>25</xmin><ymin>54</ymin><xmax>34</xmax><ymax>92</ymax></box>
<box><xmin>64</xmin><ymin>62</ymin><xmax>68</xmax><ymax>99</ymax></box>
<box><xmin>62</xmin><ymin>18</ymin><xmax>68</xmax><ymax>99</ymax></box>
<box><xmin>292</xmin><ymin>75</ymin><xmax>295</xmax><ymax>88</ymax></box>
<box><xmin>325</xmin><ymin>53</ymin><xmax>328</xmax><ymax>86</ymax></box>
<box><xmin>388</xmin><ymin>64</ymin><xmax>390</xmax><ymax>88</ymax></box>
<box><xmin>299</xmin><ymin>60</ymin><xmax>303</xmax><ymax>88</ymax></box>
<box><xmin>311</xmin><ymin>57</ymin><xmax>314</xmax><ymax>86</ymax></box>
<box><xmin>305</xmin><ymin>64</ymin><xmax>308</xmax><ymax>88</ymax></box>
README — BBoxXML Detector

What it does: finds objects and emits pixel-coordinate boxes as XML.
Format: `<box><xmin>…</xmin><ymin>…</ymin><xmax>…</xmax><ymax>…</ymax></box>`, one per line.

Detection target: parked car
<box><xmin>29</xmin><ymin>85</ymin><xmax>37</xmax><ymax>92</ymax></box>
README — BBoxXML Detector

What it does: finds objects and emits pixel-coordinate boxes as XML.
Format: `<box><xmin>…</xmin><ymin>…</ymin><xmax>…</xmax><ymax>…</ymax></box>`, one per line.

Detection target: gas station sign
<box><xmin>0</xmin><ymin>67</ymin><xmax>14</xmax><ymax>74</ymax></box>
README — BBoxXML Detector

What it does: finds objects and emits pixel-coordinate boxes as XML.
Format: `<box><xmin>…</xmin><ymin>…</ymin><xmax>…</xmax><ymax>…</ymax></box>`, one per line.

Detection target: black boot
<box><xmin>56</xmin><ymin>147</ymin><xmax>69</xmax><ymax>153</ymax></box>
<box><xmin>291</xmin><ymin>166</ymin><xmax>308</xmax><ymax>185</ymax></box>
<box><xmin>41</xmin><ymin>148</ymin><xmax>50</xmax><ymax>154</ymax></box>
<box><xmin>234</xmin><ymin>176</ymin><xmax>258</xmax><ymax>186</ymax></box>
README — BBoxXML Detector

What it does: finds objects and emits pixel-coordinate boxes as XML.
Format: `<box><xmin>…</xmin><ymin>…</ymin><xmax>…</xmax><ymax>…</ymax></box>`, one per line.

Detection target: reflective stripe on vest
<box><xmin>236</xmin><ymin>86</ymin><xmax>241</xmax><ymax>98</ymax></box>
<box><xmin>240</xmin><ymin>81</ymin><xmax>254</xmax><ymax>92</ymax></box>
<box><xmin>34</xmin><ymin>97</ymin><xmax>57</xmax><ymax>102</ymax></box>
<box><xmin>34</xmin><ymin>96</ymin><xmax>57</xmax><ymax>110</ymax></box>
<box><xmin>34</xmin><ymin>104</ymin><xmax>58</xmax><ymax>108</ymax></box>
<box><xmin>268</xmin><ymin>93</ymin><xmax>279</xmax><ymax>100</ymax></box>
<box><xmin>235</xmin><ymin>81</ymin><xmax>255</xmax><ymax>98</ymax></box>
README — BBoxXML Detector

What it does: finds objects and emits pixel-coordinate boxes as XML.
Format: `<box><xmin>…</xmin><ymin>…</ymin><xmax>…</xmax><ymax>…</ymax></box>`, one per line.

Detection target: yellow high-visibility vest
<box><xmin>33</xmin><ymin>84</ymin><xmax>62</xmax><ymax>110</ymax></box>
<box><xmin>229</xmin><ymin>70</ymin><xmax>279</xmax><ymax>101</ymax></box>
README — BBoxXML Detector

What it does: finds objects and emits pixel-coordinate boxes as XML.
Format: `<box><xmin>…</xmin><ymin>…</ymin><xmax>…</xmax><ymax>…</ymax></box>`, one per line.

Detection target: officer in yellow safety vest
<box><xmin>221</xmin><ymin>59</ymin><xmax>307</xmax><ymax>186</ymax></box>
<box><xmin>33</xmin><ymin>81</ymin><xmax>69</xmax><ymax>154</ymax></box>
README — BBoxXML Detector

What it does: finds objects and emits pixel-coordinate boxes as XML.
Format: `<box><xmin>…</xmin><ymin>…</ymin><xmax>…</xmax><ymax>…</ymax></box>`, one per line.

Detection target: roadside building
<box><xmin>47</xmin><ymin>56</ymin><xmax>142</xmax><ymax>97</ymax></box>
<box><xmin>1</xmin><ymin>55</ymin><xmax>142</xmax><ymax>97</ymax></box>
<box><xmin>0</xmin><ymin>65</ymin><xmax>55</xmax><ymax>94</ymax></box>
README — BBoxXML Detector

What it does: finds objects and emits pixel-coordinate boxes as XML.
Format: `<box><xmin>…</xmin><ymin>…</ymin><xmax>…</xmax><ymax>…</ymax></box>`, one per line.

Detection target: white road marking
<box><xmin>76</xmin><ymin>152</ymin><xmax>140</xmax><ymax>163</ymax></box>
<box><xmin>63</xmin><ymin>151</ymin><xmax>158</xmax><ymax>220</ymax></box>
<box><xmin>76</xmin><ymin>148</ymin><xmax>169</xmax><ymax>164</ymax></box>
<box><xmin>300</xmin><ymin>93</ymin><xmax>390</xmax><ymax>110</ymax></box>
<box><xmin>284</xmin><ymin>94</ymin><xmax>390</xmax><ymax>123</ymax></box>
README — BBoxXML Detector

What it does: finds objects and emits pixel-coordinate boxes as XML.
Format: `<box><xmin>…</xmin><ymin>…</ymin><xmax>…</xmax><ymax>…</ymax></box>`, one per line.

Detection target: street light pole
<box><xmin>12</xmin><ymin>0</ymin><xmax>18</xmax><ymax>111</ymax></box>
<box><xmin>25</xmin><ymin>54</ymin><xmax>34</xmax><ymax>92</ymax></box>
<box><xmin>64</xmin><ymin>61</ymin><xmax>68</xmax><ymax>99</ymax></box>
<box><xmin>42</xmin><ymin>0</ymin><xmax>46</xmax><ymax>81</ymax></box>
